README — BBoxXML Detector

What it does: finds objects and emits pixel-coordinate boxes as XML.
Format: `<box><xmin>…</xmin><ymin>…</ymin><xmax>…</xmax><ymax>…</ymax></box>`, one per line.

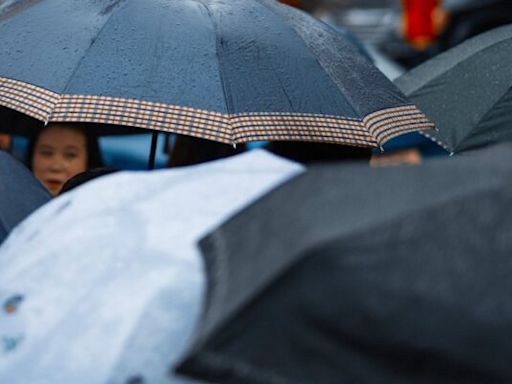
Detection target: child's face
<box><xmin>32</xmin><ymin>125</ymin><xmax>88</xmax><ymax>195</ymax></box>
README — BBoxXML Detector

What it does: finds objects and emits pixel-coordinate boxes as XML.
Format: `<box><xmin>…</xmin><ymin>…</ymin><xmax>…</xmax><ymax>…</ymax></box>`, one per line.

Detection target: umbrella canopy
<box><xmin>395</xmin><ymin>24</ymin><xmax>512</xmax><ymax>154</ymax></box>
<box><xmin>178</xmin><ymin>143</ymin><xmax>512</xmax><ymax>384</ymax></box>
<box><xmin>0</xmin><ymin>150</ymin><xmax>50</xmax><ymax>243</ymax></box>
<box><xmin>0</xmin><ymin>150</ymin><xmax>303</xmax><ymax>384</ymax></box>
<box><xmin>0</xmin><ymin>0</ymin><xmax>432</xmax><ymax>147</ymax></box>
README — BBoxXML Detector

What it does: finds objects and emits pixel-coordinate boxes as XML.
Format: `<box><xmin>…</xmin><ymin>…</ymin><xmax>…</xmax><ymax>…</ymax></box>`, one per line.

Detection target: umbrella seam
<box><xmin>451</xmin><ymin>85</ymin><xmax>512</xmax><ymax>153</ymax></box>
<box><xmin>258</xmin><ymin>1</ymin><xmax>433</xmax><ymax>145</ymax></box>
<box><xmin>194</xmin><ymin>0</ymin><xmax>234</xmax><ymax>145</ymax></box>
<box><xmin>51</xmin><ymin>0</ymin><xmax>130</xmax><ymax>122</ymax></box>
<box><xmin>258</xmin><ymin>0</ymin><xmax>363</xmax><ymax>119</ymax></box>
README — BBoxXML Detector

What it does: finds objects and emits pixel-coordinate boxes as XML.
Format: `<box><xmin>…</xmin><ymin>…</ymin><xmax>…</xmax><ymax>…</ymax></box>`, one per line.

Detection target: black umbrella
<box><xmin>0</xmin><ymin>150</ymin><xmax>51</xmax><ymax>243</ymax></box>
<box><xmin>177</xmin><ymin>143</ymin><xmax>512</xmax><ymax>384</ymax></box>
<box><xmin>0</xmin><ymin>0</ymin><xmax>432</xmax><ymax>150</ymax></box>
<box><xmin>395</xmin><ymin>24</ymin><xmax>512</xmax><ymax>154</ymax></box>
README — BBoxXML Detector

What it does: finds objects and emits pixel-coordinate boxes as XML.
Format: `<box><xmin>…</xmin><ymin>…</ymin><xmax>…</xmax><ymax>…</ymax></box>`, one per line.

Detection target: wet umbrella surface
<box><xmin>0</xmin><ymin>150</ymin><xmax>50</xmax><ymax>244</ymax></box>
<box><xmin>0</xmin><ymin>0</ymin><xmax>432</xmax><ymax>146</ymax></box>
<box><xmin>395</xmin><ymin>24</ymin><xmax>512</xmax><ymax>154</ymax></box>
<box><xmin>178</xmin><ymin>143</ymin><xmax>512</xmax><ymax>384</ymax></box>
<box><xmin>0</xmin><ymin>150</ymin><xmax>303</xmax><ymax>384</ymax></box>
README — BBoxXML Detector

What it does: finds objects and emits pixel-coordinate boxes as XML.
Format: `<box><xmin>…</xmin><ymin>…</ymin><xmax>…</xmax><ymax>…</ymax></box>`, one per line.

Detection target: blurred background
<box><xmin>283</xmin><ymin>0</ymin><xmax>512</xmax><ymax>70</ymax></box>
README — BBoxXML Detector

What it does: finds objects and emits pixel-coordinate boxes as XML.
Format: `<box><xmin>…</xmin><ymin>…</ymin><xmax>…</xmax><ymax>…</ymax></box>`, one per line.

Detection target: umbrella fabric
<box><xmin>178</xmin><ymin>143</ymin><xmax>512</xmax><ymax>384</ymax></box>
<box><xmin>0</xmin><ymin>0</ymin><xmax>432</xmax><ymax>146</ymax></box>
<box><xmin>395</xmin><ymin>24</ymin><xmax>512</xmax><ymax>154</ymax></box>
<box><xmin>0</xmin><ymin>150</ymin><xmax>303</xmax><ymax>384</ymax></box>
<box><xmin>0</xmin><ymin>150</ymin><xmax>50</xmax><ymax>243</ymax></box>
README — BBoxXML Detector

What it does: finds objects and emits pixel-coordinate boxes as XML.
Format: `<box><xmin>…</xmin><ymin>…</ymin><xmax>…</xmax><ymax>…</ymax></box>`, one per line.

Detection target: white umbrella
<box><xmin>0</xmin><ymin>149</ymin><xmax>303</xmax><ymax>384</ymax></box>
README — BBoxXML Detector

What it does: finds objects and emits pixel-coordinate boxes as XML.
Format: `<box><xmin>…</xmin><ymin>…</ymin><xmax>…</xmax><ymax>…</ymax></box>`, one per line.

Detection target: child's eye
<box><xmin>64</xmin><ymin>152</ymin><xmax>78</xmax><ymax>160</ymax></box>
<box><xmin>38</xmin><ymin>150</ymin><xmax>53</xmax><ymax>157</ymax></box>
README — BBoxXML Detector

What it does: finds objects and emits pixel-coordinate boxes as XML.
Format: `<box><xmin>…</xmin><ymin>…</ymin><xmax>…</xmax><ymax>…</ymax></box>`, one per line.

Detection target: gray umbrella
<box><xmin>0</xmin><ymin>150</ymin><xmax>50</xmax><ymax>243</ymax></box>
<box><xmin>395</xmin><ymin>24</ymin><xmax>512</xmax><ymax>154</ymax></box>
<box><xmin>0</xmin><ymin>0</ymin><xmax>432</xmax><ymax>148</ymax></box>
<box><xmin>177</xmin><ymin>143</ymin><xmax>512</xmax><ymax>384</ymax></box>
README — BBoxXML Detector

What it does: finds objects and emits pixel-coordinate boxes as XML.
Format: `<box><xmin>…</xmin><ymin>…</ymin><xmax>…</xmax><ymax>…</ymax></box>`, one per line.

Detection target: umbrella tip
<box><xmin>449</xmin><ymin>152</ymin><xmax>454</xmax><ymax>157</ymax></box>
<box><xmin>379</xmin><ymin>145</ymin><xmax>384</xmax><ymax>153</ymax></box>
<box><xmin>44</xmin><ymin>120</ymin><xmax>49</xmax><ymax>127</ymax></box>
<box><xmin>232</xmin><ymin>142</ymin><xmax>237</xmax><ymax>149</ymax></box>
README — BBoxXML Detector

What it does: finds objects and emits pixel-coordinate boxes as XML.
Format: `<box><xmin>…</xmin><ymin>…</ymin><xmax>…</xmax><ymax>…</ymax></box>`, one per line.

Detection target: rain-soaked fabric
<box><xmin>0</xmin><ymin>150</ymin><xmax>50</xmax><ymax>243</ymax></box>
<box><xmin>178</xmin><ymin>143</ymin><xmax>512</xmax><ymax>384</ymax></box>
<box><xmin>395</xmin><ymin>24</ymin><xmax>512</xmax><ymax>153</ymax></box>
<box><xmin>0</xmin><ymin>0</ymin><xmax>408</xmax><ymax>116</ymax></box>
<box><xmin>0</xmin><ymin>0</ymin><xmax>227</xmax><ymax>112</ymax></box>
<box><xmin>0</xmin><ymin>150</ymin><xmax>303</xmax><ymax>384</ymax></box>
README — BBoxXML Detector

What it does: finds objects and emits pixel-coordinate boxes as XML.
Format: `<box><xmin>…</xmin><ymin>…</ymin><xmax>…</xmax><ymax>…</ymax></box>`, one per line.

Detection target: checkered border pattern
<box><xmin>364</xmin><ymin>105</ymin><xmax>435</xmax><ymax>144</ymax></box>
<box><xmin>0</xmin><ymin>77</ymin><xmax>58</xmax><ymax>121</ymax></box>
<box><xmin>0</xmin><ymin>77</ymin><xmax>434</xmax><ymax>147</ymax></box>
<box><xmin>52</xmin><ymin>95</ymin><xmax>233</xmax><ymax>142</ymax></box>
<box><xmin>231</xmin><ymin>112</ymin><xmax>377</xmax><ymax>147</ymax></box>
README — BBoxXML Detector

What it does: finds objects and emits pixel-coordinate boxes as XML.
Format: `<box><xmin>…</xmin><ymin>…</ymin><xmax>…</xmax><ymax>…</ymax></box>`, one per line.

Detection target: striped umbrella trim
<box><xmin>232</xmin><ymin>114</ymin><xmax>367</xmax><ymax>131</ymax></box>
<box><xmin>0</xmin><ymin>86</ymin><xmax>56</xmax><ymax>112</ymax></box>
<box><xmin>371</xmin><ymin>116</ymin><xmax>434</xmax><ymax>143</ymax></box>
<box><xmin>364</xmin><ymin>105</ymin><xmax>420</xmax><ymax>125</ymax></box>
<box><xmin>232</xmin><ymin>126</ymin><xmax>374</xmax><ymax>141</ymax></box>
<box><xmin>378</xmin><ymin>122</ymin><xmax>436</xmax><ymax>144</ymax></box>
<box><xmin>232</xmin><ymin>128</ymin><xmax>374</xmax><ymax>144</ymax></box>
<box><xmin>56</xmin><ymin>95</ymin><xmax>229</xmax><ymax>123</ymax></box>
<box><xmin>0</xmin><ymin>77</ymin><xmax>59</xmax><ymax>105</ymax></box>
<box><xmin>0</xmin><ymin>76</ymin><xmax>433</xmax><ymax>147</ymax></box>
<box><xmin>0</xmin><ymin>93</ymin><xmax>49</xmax><ymax>122</ymax></box>
<box><xmin>233</xmin><ymin>112</ymin><xmax>362</xmax><ymax>124</ymax></box>
<box><xmin>0</xmin><ymin>77</ymin><xmax>58</xmax><ymax>121</ymax></box>
<box><xmin>233</xmin><ymin>133</ymin><xmax>376</xmax><ymax>148</ymax></box>
<box><xmin>364</xmin><ymin>106</ymin><xmax>434</xmax><ymax>144</ymax></box>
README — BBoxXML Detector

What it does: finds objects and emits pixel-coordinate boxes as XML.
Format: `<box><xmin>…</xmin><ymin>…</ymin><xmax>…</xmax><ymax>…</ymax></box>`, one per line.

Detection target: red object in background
<box><xmin>279</xmin><ymin>0</ymin><xmax>303</xmax><ymax>9</ymax></box>
<box><xmin>402</xmin><ymin>0</ymin><xmax>444</xmax><ymax>49</ymax></box>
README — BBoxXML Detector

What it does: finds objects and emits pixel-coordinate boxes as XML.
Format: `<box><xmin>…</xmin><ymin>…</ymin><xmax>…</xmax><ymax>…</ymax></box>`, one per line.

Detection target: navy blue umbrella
<box><xmin>0</xmin><ymin>0</ymin><xmax>432</xmax><ymax>149</ymax></box>
<box><xmin>0</xmin><ymin>150</ymin><xmax>51</xmax><ymax>243</ymax></box>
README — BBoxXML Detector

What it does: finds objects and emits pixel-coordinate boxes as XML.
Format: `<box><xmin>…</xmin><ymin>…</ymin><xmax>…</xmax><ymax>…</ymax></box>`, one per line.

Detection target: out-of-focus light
<box><xmin>278</xmin><ymin>0</ymin><xmax>303</xmax><ymax>9</ymax></box>
<box><xmin>402</xmin><ymin>0</ymin><xmax>448</xmax><ymax>50</ymax></box>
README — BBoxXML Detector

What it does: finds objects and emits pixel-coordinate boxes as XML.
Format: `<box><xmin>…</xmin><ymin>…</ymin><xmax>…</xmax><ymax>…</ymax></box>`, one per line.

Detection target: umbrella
<box><xmin>0</xmin><ymin>150</ymin><xmax>50</xmax><ymax>243</ymax></box>
<box><xmin>0</xmin><ymin>0</ymin><xmax>432</xmax><ymax>150</ymax></box>
<box><xmin>395</xmin><ymin>24</ymin><xmax>512</xmax><ymax>154</ymax></box>
<box><xmin>0</xmin><ymin>149</ymin><xmax>303</xmax><ymax>384</ymax></box>
<box><xmin>177</xmin><ymin>143</ymin><xmax>512</xmax><ymax>384</ymax></box>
